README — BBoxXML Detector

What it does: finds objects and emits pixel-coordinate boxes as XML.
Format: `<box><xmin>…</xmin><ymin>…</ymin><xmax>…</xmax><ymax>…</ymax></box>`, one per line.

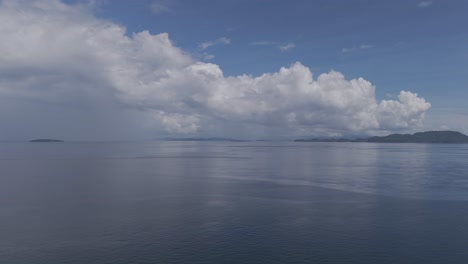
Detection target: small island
<box><xmin>29</xmin><ymin>139</ymin><xmax>64</xmax><ymax>143</ymax></box>
<box><xmin>295</xmin><ymin>131</ymin><xmax>468</xmax><ymax>144</ymax></box>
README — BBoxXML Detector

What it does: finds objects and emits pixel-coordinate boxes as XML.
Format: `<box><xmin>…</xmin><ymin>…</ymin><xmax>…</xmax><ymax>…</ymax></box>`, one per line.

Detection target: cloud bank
<box><xmin>0</xmin><ymin>0</ymin><xmax>431</xmax><ymax>139</ymax></box>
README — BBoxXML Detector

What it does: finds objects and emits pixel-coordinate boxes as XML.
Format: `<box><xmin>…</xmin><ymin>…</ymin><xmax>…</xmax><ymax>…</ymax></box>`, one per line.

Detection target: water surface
<box><xmin>1</xmin><ymin>142</ymin><xmax>468</xmax><ymax>263</ymax></box>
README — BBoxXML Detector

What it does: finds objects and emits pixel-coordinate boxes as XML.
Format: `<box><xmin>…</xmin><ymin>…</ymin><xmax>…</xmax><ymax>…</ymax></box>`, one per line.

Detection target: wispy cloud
<box><xmin>203</xmin><ymin>53</ymin><xmax>215</xmax><ymax>61</ymax></box>
<box><xmin>198</xmin><ymin>37</ymin><xmax>231</xmax><ymax>50</ymax></box>
<box><xmin>252</xmin><ymin>41</ymin><xmax>275</xmax><ymax>46</ymax></box>
<box><xmin>342</xmin><ymin>44</ymin><xmax>375</xmax><ymax>53</ymax></box>
<box><xmin>341</xmin><ymin>47</ymin><xmax>353</xmax><ymax>53</ymax></box>
<box><xmin>279</xmin><ymin>42</ymin><xmax>295</xmax><ymax>51</ymax></box>
<box><xmin>418</xmin><ymin>1</ymin><xmax>433</xmax><ymax>7</ymax></box>
<box><xmin>359</xmin><ymin>44</ymin><xmax>374</xmax><ymax>49</ymax></box>
<box><xmin>150</xmin><ymin>1</ymin><xmax>172</xmax><ymax>14</ymax></box>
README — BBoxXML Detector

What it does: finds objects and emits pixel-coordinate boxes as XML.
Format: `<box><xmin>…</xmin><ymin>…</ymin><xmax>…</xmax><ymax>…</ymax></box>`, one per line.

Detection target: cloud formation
<box><xmin>0</xmin><ymin>0</ymin><xmax>431</xmax><ymax>139</ymax></box>
<box><xmin>150</xmin><ymin>0</ymin><xmax>172</xmax><ymax>14</ymax></box>
<box><xmin>279</xmin><ymin>42</ymin><xmax>295</xmax><ymax>51</ymax></box>
<box><xmin>198</xmin><ymin>37</ymin><xmax>231</xmax><ymax>50</ymax></box>
<box><xmin>418</xmin><ymin>1</ymin><xmax>433</xmax><ymax>7</ymax></box>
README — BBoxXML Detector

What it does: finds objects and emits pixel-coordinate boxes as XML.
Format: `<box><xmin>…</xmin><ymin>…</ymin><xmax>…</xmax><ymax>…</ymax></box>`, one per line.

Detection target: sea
<box><xmin>1</xmin><ymin>141</ymin><xmax>468</xmax><ymax>263</ymax></box>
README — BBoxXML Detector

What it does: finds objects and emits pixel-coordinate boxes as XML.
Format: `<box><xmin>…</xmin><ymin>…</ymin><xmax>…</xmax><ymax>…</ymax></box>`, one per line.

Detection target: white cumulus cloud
<box><xmin>0</xmin><ymin>0</ymin><xmax>431</xmax><ymax>139</ymax></box>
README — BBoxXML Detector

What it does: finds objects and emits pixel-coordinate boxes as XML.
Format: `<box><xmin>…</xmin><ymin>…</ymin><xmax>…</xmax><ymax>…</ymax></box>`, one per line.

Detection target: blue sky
<box><xmin>85</xmin><ymin>0</ymin><xmax>468</xmax><ymax>104</ymax></box>
<box><xmin>0</xmin><ymin>0</ymin><xmax>467</xmax><ymax>140</ymax></box>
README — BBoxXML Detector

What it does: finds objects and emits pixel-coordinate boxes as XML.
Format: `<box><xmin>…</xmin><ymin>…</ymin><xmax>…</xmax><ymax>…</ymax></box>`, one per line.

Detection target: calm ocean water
<box><xmin>1</xmin><ymin>141</ymin><xmax>468</xmax><ymax>263</ymax></box>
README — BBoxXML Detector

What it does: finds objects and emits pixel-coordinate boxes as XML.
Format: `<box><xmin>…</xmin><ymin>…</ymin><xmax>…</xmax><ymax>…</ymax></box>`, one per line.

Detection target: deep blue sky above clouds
<box><xmin>0</xmin><ymin>0</ymin><xmax>467</xmax><ymax>140</ymax></box>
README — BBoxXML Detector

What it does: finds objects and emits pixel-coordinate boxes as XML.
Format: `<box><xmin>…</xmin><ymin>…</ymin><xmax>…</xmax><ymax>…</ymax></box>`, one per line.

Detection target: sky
<box><xmin>0</xmin><ymin>0</ymin><xmax>467</xmax><ymax>140</ymax></box>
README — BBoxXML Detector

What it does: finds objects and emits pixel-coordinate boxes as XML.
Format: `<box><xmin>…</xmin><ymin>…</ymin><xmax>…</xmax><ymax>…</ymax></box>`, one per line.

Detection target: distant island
<box><xmin>295</xmin><ymin>131</ymin><xmax>468</xmax><ymax>144</ymax></box>
<box><xmin>29</xmin><ymin>139</ymin><xmax>64</xmax><ymax>142</ymax></box>
<box><xmin>163</xmin><ymin>137</ymin><xmax>249</xmax><ymax>142</ymax></box>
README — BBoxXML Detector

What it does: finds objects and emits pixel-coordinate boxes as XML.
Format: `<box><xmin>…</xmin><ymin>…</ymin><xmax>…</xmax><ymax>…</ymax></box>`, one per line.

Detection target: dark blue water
<box><xmin>1</xmin><ymin>142</ymin><xmax>468</xmax><ymax>263</ymax></box>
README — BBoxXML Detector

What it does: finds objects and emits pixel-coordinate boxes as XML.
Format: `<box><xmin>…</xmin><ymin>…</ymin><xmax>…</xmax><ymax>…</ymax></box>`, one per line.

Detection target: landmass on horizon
<box><xmin>295</xmin><ymin>131</ymin><xmax>468</xmax><ymax>144</ymax></box>
<box><xmin>27</xmin><ymin>131</ymin><xmax>468</xmax><ymax>144</ymax></box>
<box><xmin>161</xmin><ymin>131</ymin><xmax>468</xmax><ymax>144</ymax></box>
<box><xmin>29</xmin><ymin>139</ymin><xmax>64</xmax><ymax>143</ymax></box>
<box><xmin>162</xmin><ymin>137</ymin><xmax>249</xmax><ymax>142</ymax></box>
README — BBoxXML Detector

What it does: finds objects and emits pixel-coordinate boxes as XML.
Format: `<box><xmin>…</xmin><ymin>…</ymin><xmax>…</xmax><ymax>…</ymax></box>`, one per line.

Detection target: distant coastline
<box><xmin>25</xmin><ymin>131</ymin><xmax>467</xmax><ymax>144</ymax></box>
<box><xmin>295</xmin><ymin>131</ymin><xmax>468</xmax><ymax>144</ymax></box>
<box><xmin>162</xmin><ymin>137</ymin><xmax>249</xmax><ymax>142</ymax></box>
<box><xmin>29</xmin><ymin>139</ymin><xmax>64</xmax><ymax>143</ymax></box>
